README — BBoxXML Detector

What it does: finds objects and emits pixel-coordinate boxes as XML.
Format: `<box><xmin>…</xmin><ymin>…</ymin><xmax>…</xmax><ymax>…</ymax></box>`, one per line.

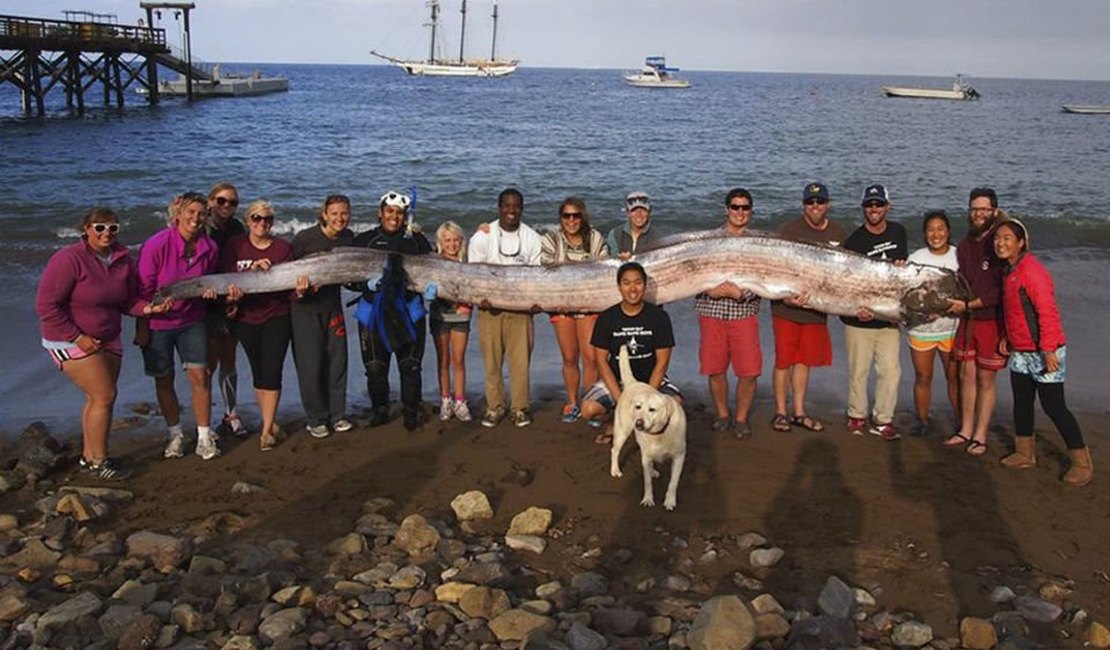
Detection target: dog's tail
<box><xmin>618</xmin><ymin>344</ymin><xmax>634</xmax><ymax>386</ymax></box>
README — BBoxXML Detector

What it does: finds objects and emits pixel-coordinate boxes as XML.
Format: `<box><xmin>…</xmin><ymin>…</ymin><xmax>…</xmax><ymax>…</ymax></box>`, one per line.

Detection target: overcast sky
<box><xmin>13</xmin><ymin>0</ymin><xmax>1110</xmax><ymax>81</ymax></box>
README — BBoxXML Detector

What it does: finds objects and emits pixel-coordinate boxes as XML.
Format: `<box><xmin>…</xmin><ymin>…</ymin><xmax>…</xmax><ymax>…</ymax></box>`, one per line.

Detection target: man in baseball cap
<box><xmin>607</xmin><ymin>191</ymin><xmax>662</xmax><ymax>260</ymax></box>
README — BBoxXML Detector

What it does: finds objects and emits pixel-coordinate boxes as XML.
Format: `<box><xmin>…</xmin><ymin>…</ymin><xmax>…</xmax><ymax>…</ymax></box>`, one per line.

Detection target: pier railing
<box><xmin>0</xmin><ymin>14</ymin><xmax>167</xmax><ymax>52</ymax></box>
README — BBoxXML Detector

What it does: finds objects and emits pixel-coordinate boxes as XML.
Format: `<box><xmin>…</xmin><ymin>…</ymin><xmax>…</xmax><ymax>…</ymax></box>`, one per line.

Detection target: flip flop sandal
<box><xmin>587</xmin><ymin>418</ymin><xmax>605</xmax><ymax>429</ymax></box>
<box><xmin>965</xmin><ymin>440</ymin><xmax>988</xmax><ymax>457</ymax></box>
<box><xmin>711</xmin><ymin>418</ymin><xmax>731</xmax><ymax>433</ymax></box>
<box><xmin>789</xmin><ymin>414</ymin><xmax>825</xmax><ymax>432</ymax></box>
<box><xmin>732</xmin><ymin>421</ymin><xmax>753</xmax><ymax>440</ymax></box>
<box><xmin>771</xmin><ymin>413</ymin><xmax>791</xmax><ymax>432</ymax></box>
<box><xmin>943</xmin><ymin>433</ymin><xmax>972</xmax><ymax>447</ymax></box>
<box><xmin>593</xmin><ymin>430</ymin><xmax>614</xmax><ymax>445</ymax></box>
<box><xmin>260</xmin><ymin>433</ymin><xmax>277</xmax><ymax>452</ymax></box>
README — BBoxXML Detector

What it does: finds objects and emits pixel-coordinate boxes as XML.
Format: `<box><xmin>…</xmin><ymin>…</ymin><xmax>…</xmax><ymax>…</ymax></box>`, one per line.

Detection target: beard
<box><xmin>969</xmin><ymin>214</ymin><xmax>996</xmax><ymax>237</ymax></box>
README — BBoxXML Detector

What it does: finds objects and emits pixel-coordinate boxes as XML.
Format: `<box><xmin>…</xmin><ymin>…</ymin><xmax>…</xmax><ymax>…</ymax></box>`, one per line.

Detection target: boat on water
<box><xmin>153</xmin><ymin>65</ymin><xmax>289</xmax><ymax>97</ymax></box>
<box><xmin>1062</xmin><ymin>105</ymin><xmax>1110</xmax><ymax>114</ymax></box>
<box><xmin>623</xmin><ymin>56</ymin><xmax>691</xmax><ymax>89</ymax></box>
<box><xmin>882</xmin><ymin>74</ymin><xmax>979</xmax><ymax>101</ymax></box>
<box><xmin>371</xmin><ymin>0</ymin><xmax>518</xmax><ymax>77</ymax></box>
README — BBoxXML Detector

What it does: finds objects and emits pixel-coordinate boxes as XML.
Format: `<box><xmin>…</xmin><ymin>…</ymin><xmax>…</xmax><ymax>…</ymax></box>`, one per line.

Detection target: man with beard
<box><xmin>840</xmin><ymin>185</ymin><xmax>907</xmax><ymax>441</ymax></box>
<box><xmin>943</xmin><ymin>187</ymin><xmax>1007</xmax><ymax>456</ymax></box>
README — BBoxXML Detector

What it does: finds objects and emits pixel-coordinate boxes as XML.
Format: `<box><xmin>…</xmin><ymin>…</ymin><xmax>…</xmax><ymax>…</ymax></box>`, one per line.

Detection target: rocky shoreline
<box><xmin>1</xmin><ymin>420</ymin><xmax>1109</xmax><ymax>650</ymax></box>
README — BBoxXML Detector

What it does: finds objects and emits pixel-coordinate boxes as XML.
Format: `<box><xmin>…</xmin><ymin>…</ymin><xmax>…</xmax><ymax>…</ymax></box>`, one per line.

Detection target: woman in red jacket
<box><xmin>995</xmin><ymin>219</ymin><xmax>1092</xmax><ymax>486</ymax></box>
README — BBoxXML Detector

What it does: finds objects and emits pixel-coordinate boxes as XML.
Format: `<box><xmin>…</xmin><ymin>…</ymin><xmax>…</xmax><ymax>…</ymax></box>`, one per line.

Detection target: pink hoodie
<box><xmin>136</xmin><ymin>226</ymin><xmax>219</xmax><ymax>331</ymax></box>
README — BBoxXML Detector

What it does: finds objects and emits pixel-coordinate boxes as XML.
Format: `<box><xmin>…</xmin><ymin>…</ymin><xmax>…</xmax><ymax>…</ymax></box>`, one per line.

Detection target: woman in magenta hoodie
<box><xmin>36</xmin><ymin>208</ymin><xmax>171</xmax><ymax>480</ymax></box>
<box><xmin>137</xmin><ymin>192</ymin><xmax>221</xmax><ymax>461</ymax></box>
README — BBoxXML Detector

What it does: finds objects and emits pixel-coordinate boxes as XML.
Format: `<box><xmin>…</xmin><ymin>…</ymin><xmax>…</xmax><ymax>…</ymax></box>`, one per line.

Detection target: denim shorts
<box><xmin>142</xmin><ymin>320</ymin><xmax>208</xmax><ymax>377</ymax></box>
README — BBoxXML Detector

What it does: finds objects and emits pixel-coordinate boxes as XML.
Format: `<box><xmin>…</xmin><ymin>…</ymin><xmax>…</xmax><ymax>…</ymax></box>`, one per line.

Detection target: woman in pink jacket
<box><xmin>995</xmin><ymin>219</ymin><xmax>1091</xmax><ymax>486</ymax></box>
<box><xmin>35</xmin><ymin>208</ymin><xmax>171</xmax><ymax>480</ymax></box>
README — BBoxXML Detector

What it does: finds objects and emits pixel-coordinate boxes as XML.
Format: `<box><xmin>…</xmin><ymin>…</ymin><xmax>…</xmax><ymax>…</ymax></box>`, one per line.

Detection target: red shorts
<box><xmin>772</xmin><ymin>316</ymin><xmax>832</xmax><ymax>369</ymax></box>
<box><xmin>953</xmin><ymin>318</ymin><xmax>1008</xmax><ymax>371</ymax></box>
<box><xmin>46</xmin><ymin>338</ymin><xmax>123</xmax><ymax>370</ymax></box>
<box><xmin>699</xmin><ymin>315</ymin><xmax>762</xmax><ymax>378</ymax></box>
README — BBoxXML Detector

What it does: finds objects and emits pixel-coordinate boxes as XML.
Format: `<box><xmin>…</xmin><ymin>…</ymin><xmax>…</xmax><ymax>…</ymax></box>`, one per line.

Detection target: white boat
<box><xmin>371</xmin><ymin>0</ymin><xmax>518</xmax><ymax>77</ymax></box>
<box><xmin>1062</xmin><ymin>105</ymin><xmax>1110</xmax><ymax>114</ymax></box>
<box><xmin>623</xmin><ymin>56</ymin><xmax>690</xmax><ymax>89</ymax></box>
<box><xmin>882</xmin><ymin>74</ymin><xmax>979</xmax><ymax>101</ymax></box>
<box><xmin>154</xmin><ymin>65</ymin><xmax>289</xmax><ymax>97</ymax></box>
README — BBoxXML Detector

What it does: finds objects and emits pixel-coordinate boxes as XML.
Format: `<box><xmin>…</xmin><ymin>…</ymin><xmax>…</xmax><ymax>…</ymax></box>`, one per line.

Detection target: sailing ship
<box><xmin>371</xmin><ymin>0</ymin><xmax>518</xmax><ymax>77</ymax></box>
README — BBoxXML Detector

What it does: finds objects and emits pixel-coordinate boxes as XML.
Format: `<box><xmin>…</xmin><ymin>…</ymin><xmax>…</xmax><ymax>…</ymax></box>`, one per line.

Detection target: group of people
<box><xmin>35</xmin><ymin>181</ymin><xmax>1092</xmax><ymax>487</ymax></box>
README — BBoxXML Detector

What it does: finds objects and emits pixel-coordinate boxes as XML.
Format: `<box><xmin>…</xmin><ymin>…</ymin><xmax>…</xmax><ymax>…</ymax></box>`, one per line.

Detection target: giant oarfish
<box><xmin>158</xmin><ymin>230</ymin><xmax>969</xmax><ymax>326</ymax></box>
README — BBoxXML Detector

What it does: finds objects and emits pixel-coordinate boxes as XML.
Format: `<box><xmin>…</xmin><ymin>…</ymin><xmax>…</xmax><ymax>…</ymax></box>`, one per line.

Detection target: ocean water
<box><xmin>2</xmin><ymin>65</ymin><xmax>1110</xmax><ymax>433</ymax></box>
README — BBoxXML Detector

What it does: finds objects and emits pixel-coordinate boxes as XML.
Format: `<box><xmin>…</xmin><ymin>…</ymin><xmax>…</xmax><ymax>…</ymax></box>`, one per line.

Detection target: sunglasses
<box><xmin>215</xmin><ymin>196</ymin><xmax>239</xmax><ymax>207</ymax></box>
<box><xmin>728</xmin><ymin>203</ymin><xmax>752</xmax><ymax>211</ymax></box>
<box><xmin>560</xmin><ymin>211</ymin><xmax>583</xmax><ymax>220</ymax></box>
<box><xmin>863</xmin><ymin>201</ymin><xmax>886</xmax><ymax>209</ymax></box>
<box><xmin>249</xmin><ymin>214</ymin><xmax>275</xmax><ymax>224</ymax></box>
<box><xmin>804</xmin><ymin>198</ymin><xmax>828</xmax><ymax>205</ymax></box>
<box><xmin>91</xmin><ymin>223</ymin><xmax>120</xmax><ymax>234</ymax></box>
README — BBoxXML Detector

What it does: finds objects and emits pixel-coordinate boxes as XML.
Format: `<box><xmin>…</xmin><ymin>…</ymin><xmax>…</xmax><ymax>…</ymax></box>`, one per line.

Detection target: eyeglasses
<box><xmin>863</xmin><ymin>201</ymin><xmax>886</xmax><ymax>209</ymax></box>
<box><xmin>91</xmin><ymin>223</ymin><xmax>120</xmax><ymax>234</ymax></box>
<box><xmin>249</xmin><ymin>214</ymin><xmax>274</xmax><ymax>224</ymax></box>
<box><xmin>728</xmin><ymin>203</ymin><xmax>752</xmax><ymax>211</ymax></box>
<box><xmin>560</xmin><ymin>212</ymin><xmax>583</xmax><ymax>220</ymax></box>
<box><xmin>215</xmin><ymin>196</ymin><xmax>239</xmax><ymax>207</ymax></box>
<box><xmin>804</xmin><ymin>198</ymin><xmax>828</xmax><ymax>205</ymax></box>
<box><xmin>970</xmin><ymin>207</ymin><xmax>995</xmax><ymax>214</ymax></box>
<box><xmin>497</xmin><ymin>229</ymin><xmax>521</xmax><ymax>258</ymax></box>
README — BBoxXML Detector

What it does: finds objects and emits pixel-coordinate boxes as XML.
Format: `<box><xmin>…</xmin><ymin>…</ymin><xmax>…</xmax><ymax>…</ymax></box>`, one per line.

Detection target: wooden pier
<box><xmin>0</xmin><ymin>8</ymin><xmax>208</xmax><ymax>116</ymax></box>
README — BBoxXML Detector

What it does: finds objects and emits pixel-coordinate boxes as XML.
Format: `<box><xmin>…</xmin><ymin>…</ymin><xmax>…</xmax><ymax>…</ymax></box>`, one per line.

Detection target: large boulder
<box><xmin>393</xmin><ymin>514</ymin><xmax>440</xmax><ymax>556</ymax></box>
<box><xmin>126</xmin><ymin>530</ymin><xmax>194</xmax><ymax>573</ymax></box>
<box><xmin>451</xmin><ymin>490</ymin><xmax>494</xmax><ymax>521</ymax></box>
<box><xmin>688</xmin><ymin>595</ymin><xmax>755</xmax><ymax>650</ymax></box>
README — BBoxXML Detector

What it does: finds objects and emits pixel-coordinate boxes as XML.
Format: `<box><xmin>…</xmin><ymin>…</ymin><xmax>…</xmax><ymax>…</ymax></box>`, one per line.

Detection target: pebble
<box><xmin>749</xmin><ymin>547</ymin><xmax>784</xmax><ymax>568</ymax></box>
<box><xmin>451</xmin><ymin>491</ymin><xmax>494</xmax><ymax>522</ymax></box>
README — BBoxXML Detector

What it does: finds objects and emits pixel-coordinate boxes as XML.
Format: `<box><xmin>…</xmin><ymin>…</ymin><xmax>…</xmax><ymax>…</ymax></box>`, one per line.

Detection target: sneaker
<box><xmin>307</xmin><ymin>423</ymin><xmax>331</xmax><ymax>439</ymax></box>
<box><xmin>403</xmin><ymin>411</ymin><xmax>420</xmax><ymax>432</ymax></box>
<box><xmin>195</xmin><ymin>437</ymin><xmax>221</xmax><ymax>460</ymax></box>
<box><xmin>332</xmin><ymin>418</ymin><xmax>353</xmax><ymax>433</ymax></box>
<box><xmin>222</xmin><ymin>413</ymin><xmax>249</xmax><ymax>438</ymax></box>
<box><xmin>870</xmin><ymin>422</ymin><xmax>902</xmax><ymax>441</ymax></box>
<box><xmin>511</xmin><ymin>409</ymin><xmax>533</xmax><ymax>428</ymax></box>
<box><xmin>846</xmin><ymin>417</ymin><xmax>867</xmax><ymax>436</ymax></box>
<box><xmin>79</xmin><ymin>457</ymin><xmax>132</xmax><ymax>481</ymax></box>
<box><xmin>481</xmin><ymin>407</ymin><xmax>506</xmax><ymax>428</ymax></box>
<box><xmin>561</xmin><ymin>404</ymin><xmax>581</xmax><ymax>424</ymax></box>
<box><xmin>454</xmin><ymin>400</ymin><xmax>473</xmax><ymax>422</ymax></box>
<box><xmin>369</xmin><ymin>407</ymin><xmax>391</xmax><ymax>427</ymax></box>
<box><xmin>163</xmin><ymin>434</ymin><xmax>185</xmax><ymax>459</ymax></box>
<box><xmin>439</xmin><ymin>397</ymin><xmax>454</xmax><ymax>421</ymax></box>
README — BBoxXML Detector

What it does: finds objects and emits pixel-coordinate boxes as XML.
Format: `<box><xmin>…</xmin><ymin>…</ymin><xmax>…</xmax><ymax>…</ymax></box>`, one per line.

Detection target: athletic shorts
<box><xmin>952</xmin><ymin>318</ymin><xmax>1007</xmax><ymax>371</ymax></box>
<box><xmin>549</xmin><ymin>312</ymin><xmax>599</xmax><ymax>324</ymax></box>
<box><xmin>236</xmin><ymin>315</ymin><xmax>292</xmax><ymax>390</ymax></box>
<box><xmin>430</xmin><ymin>318</ymin><xmax>471</xmax><ymax>336</ymax></box>
<box><xmin>698</xmin><ymin>315</ymin><xmax>762</xmax><ymax>378</ymax></box>
<box><xmin>908</xmin><ymin>334</ymin><xmax>956</xmax><ymax>353</ymax></box>
<box><xmin>141</xmin><ymin>320</ymin><xmax>208</xmax><ymax>377</ymax></box>
<box><xmin>46</xmin><ymin>338</ymin><xmax>123</xmax><ymax>370</ymax></box>
<box><xmin>772</xmin><ymin>316</ymin><xmax>832</xmax><ymax>369</ymax></box>
<box><xmin>582</xmin><ymin>377</ymin><xmax>682</xmax><ymax>413</ymax></box>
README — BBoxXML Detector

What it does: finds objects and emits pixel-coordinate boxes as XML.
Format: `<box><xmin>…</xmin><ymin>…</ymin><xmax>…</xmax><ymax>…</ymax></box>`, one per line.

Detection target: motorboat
<box><xmin>154</xmin><ymin>65</ymin><xmax>288</xmax><ymax>97</ymax></box>
<box><xmin>623</xmin><ymin>56</ymin><xmax>690</xmax><ymax>89</ymax></box>
<box><xmin>1062</xmin><ymin>105</ymin><xmax>1110</xmax><ymax>114</ymax></box>
<box><xmin>881</xmin><ymin>74</ymin><xmax>979</xmax><ymax>101</ymax></box>
<box><xmin>371</xmin><ymin>0</ymin><xmax>518</xmax><ymax>77</ymax></box>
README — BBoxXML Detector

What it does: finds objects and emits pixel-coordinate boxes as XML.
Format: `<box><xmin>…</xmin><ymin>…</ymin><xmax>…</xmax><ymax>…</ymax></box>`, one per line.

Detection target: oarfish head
<box><xmin>900</xmin><ymin>268</ymin><xmax>971</xmax><ymax>328</ymax></box>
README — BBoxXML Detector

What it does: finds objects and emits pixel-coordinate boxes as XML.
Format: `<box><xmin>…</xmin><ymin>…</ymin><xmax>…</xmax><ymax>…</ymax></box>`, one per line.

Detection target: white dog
<box><xmin>609</xmin><ymin>345</ymin><xmax>687</xmax><ymax>510</ymax></box>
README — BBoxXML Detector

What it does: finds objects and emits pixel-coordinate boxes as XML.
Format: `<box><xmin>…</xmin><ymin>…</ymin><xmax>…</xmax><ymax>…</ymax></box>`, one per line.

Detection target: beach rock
<box><xmin>0</xmin><ymin>513</ymin><xmax>17</xmax><ymax>531</ymax></box>
<box><xmin>1</xmin><ymin>538</ymin><xmax>61</xmax><ymax>569</ymax></box>
<box><xmin>231</xmin><ymin>481</ymin><xmax>269</xmax><ymax>494</ymax></box>
<box><xmin>56</xmin><ymin>492</ymin><xmax>108</xmax><ymax>522</ymax></box>
<box><xmin>593</xmin><ymin>608</ymin><xmax>646</xmax><ymax>636</ymax></box>
<box><xmin>749</xmin><ymin>594</ymin><xmax>784</xmax><ymax>616</ymax></box>
<box><xmin>188</xmin><ymin>554</ymin><xmax>227</xmax><ymax>575</ymax></box>
<box><xmin>451</xmin><ymin>491</ymin><xmax>494</xmax><ymax>521</ymax></box>
<box><xmin>435</xmin><ymin>581</ymin><xmax>477</xmax><ymax>603</ymax></box>
<box><xmin>991</xmin><ymin>611</ymin><xmax>1031</xmax><ymax>639</ymax></box>
<box><xmin>228</xmin><ymin>604</ymin><xmax>263</xmax><ymax>635</ymax></box>
<box><xmin>1038</xmin><ymin>580</ymin><xmax>1073</xmax><ymax>603</ymax></box>
<box><xmin>171</xmin><ymin>602</ymin><xmax>206</xmax><ymax>633</ymax></box>
<box><xmin>566</xmin><ymin>622</ymin><xmax>607</xmax><ymax>650</ymax></box>
<box><xmin>60</xmin><ymin>484</ymin><xmax>135</xmax><ymax>502</ymax></box>
<box><xmin>116</xmin><ymin>613</ymin><xmax>163</xmax><ymax>650</ymax></box>
<box><xmin>393</xmin><ymin>514</ymin><xmax>440</xmax><ymax>556</ymax></box>
<box><xmin>788</xmin><ymin>614</ymin><xmax>860</xmax><ymax>649</ymax></box>
<box><xmin>960</xmin><ymin>617</ymin><xmax>999</xmax><ymax>649</ymax></box>
<box><xmin>817</xmin><ymin>575</ymin><xmax>855</xmax><ymax>619</ymax></box>
<box><xmin>221</xmin><ymin>635</ymin><xmax>262</xmax><ymax>650</ymax></box>
<box><xmin>505</xmin><ymin>534</ymin><xmax>547</xmax><ymax>555</ymax></box>
<box><xmin>112</xmin><ymin>579</ymin><xmax>159</xmax><ymax>606</ymax></box>
<box><xmin>755</xmin><ymin>613</ymin><xmax>790</xmax><ymax>640</ymax></box>
<box><xmin>1013</xmin><ymin>595</ymin><xmax>1063</xmax><ymax>622</ymax></box>
<box><xmin>647</xmin><ymin>615</ymin><xmax>673</xmax><ymax>636</ymax></box>
<box><xmin>15</xmin><ymin>422</ymin><xmax>64</xmax><ymax>479</ymax></box>
<box><xmin>0</xmin><ymin>470</ymin><xmax>26</xmax><ymax>494</ymax></box>
<box><xmin>388</xmin><ymin>564</ymin><xmax>427</xmax><ymax>589</ymax></box>
<box><xmin>663</xmin><ymin>574</ymin><xmax>692</xmax><ymax>592</ymax></box>
<box><xmin>488</xmin><ymin>608</ymin><xmax>556</xmax><ymax>641</ymax></box>
<box><xmin>508</xmin><ymin>507</ymin><xmax>553</xmax><ymax>536</ymax></box>
<box><xmin>36</xmin><ymin>590</ymin><xmax>102</xmax><ymax>632</ymax></box>
<box><xmin>455</xmin><ymin>560</ymin><xmax>512</xmax><ymax>586</ymax></box>
<box><xmin>892</xmin><ymin>621</ymin><xmax>932</xmax><ymax>647</ymax></box>
<box><xmin>0</xmin><ymin>592</ymin><xmax>30</xmax><ymax>622</ymax></box>
<box><xmin>126</xmin><ymin>530</ymin><xmax>194</xmax><ymax>572</ymax></box>
<box><xmin>854</xmin><ymin>587</ymin><xmax>877</xmax><ymax>608</ymax></box>
<box><xmin>98</xmin><ymin>603</ymin><xmax>142</xmax><ymax>639</ymax></box>
<box><xmin>990</xmin><ymin>585</ymin><xmax>1016</xmax><ymax>604</ymax></box>
<box><xmin>1087</xmin><ymin>621</ymin><xmax>1110</xmax><ymax>648</ymax></box>
<box><xmin>736</xmin><ymin>532</ymin><xmax>767</xmax><ymax>549</ymax></box>
<box><xmin>535</xmin><ymin>581</ymin><xmax>562</xmax><ymax>599</ymax></box>
<box><xmin>328</xmin><ymin>533</ymin><xmax>367</xmax><ymax>556</ymax></box>
<box><xmin>749</xmin><ymin>547</ymin><xmax>784</xmax><ymax>568</ymax></box>
<box><xmin>258</xmin><ymin>607</ymin><xmax>307</xmax><ymax>641</ymax></box>
<box><xmin>688</xmin><ymin>595</ymin><xmax>755</xmax><ymax>650</ymax></box>
<box><xmin>732</xmin><ymin>572</ymin><xmax>764</xmax><ymax>592</ymax></box>
<box><xmin>571</xmin><ymin>571</ymin><xmax>610</xmax><ymax>597</ymax></box>
<box><xmin>459</xmin><ymin>586</ymin><xmax>511</xmax><ymax>619</ymax></box>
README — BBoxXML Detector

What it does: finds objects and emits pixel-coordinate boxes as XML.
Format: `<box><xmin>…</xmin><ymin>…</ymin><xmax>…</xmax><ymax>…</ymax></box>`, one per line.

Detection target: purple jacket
<box><xmin>36</xmin><ymin>239</ymin><xmax>145</xmax><ymax>343</ymax></box>
<box><xmin>137</xmin><ymin>226</ymin><xmax>219</xmax><ymax>331</ymax></box>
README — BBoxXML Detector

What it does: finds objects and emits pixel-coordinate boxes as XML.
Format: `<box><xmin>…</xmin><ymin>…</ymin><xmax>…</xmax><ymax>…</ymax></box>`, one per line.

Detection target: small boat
<box><xmin>882</xmin><ymin>74</ymin><xmax>979</xmax><ymax>101</ymax></box>
<box><xmin>623</xmin><ymin>56</ymin><xmax>691</xmax><ymax>89</ymax></box>
<box><xmin>371</xmin><ymin>0</ymin><xmax>518</xmax><ymax>77</ymax></box>
<box><xmin>1062</xmin><ymin>105</ymin><xmax>1110</xmax><ymax>114</ymax></box>
<box><xmin>154</xmin><ymin>65</ymin><xmax>289</xmax><ymax>97</ymax></box>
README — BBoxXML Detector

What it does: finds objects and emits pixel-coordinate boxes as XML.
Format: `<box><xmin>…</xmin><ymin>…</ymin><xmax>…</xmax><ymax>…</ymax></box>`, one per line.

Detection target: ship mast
<box><xmin>427</xmin><ymin>0</ymin><xmax>440</xmax><ymax>63</ymax></box>
<box><xmin>490</xmin><ymin>2</ymin><xmax>500</xmax><ymax>61</ymax></box>
<box><xmin>458</xmin><ymin>0</ymin><xmax>468</xmax><ymax>63</ymax></box>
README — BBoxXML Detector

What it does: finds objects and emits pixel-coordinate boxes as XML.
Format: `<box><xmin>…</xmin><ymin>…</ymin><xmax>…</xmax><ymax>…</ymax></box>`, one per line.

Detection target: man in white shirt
<box><xmin>468</xmin><ymin>188</ymin><xmax>543</xmax><ymax>427</ymax></box>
